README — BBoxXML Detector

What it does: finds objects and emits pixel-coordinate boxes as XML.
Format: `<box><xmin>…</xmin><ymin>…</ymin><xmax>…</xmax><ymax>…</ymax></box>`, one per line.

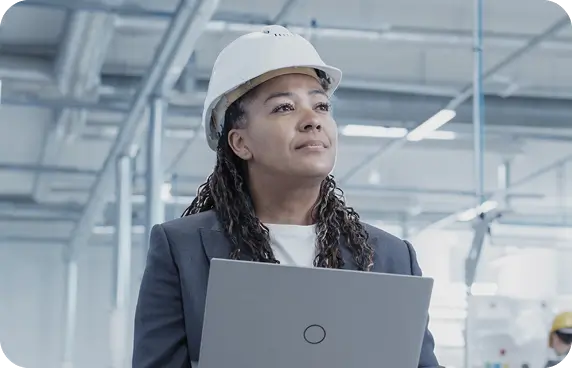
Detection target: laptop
<box><xmin>198</xmin><ymin>259</ymin><xmax>434</xmax><ymax>368</ymax></box>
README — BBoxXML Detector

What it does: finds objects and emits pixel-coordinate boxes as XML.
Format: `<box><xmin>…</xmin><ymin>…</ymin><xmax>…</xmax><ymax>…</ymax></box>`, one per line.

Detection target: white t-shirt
<box><xmin>191</xmin><ymin>224</ymin><xmax>317</xmax><ymax>367</ymax></box>
<box><xmin>265</xmin><ymin>223</ymin><xmax>317</xmax><ymax>267</ymax></box>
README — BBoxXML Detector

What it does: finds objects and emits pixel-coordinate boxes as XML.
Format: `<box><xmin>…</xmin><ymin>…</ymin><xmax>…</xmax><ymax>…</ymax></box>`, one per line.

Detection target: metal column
<box><xmin>110</xmin><ymin>155</ymin><xmax>133</xmax><ymax>368</ymax></box>
<box><xmin>61</xmin><ymin>257</ymin><xmax>78</xmax><ymax>368</ymax></box>
<box><xmin>556</xmin><ymin>163</ymin><xmax>567</xmax><ymax>223</ymax></box>
<box><xmin>472</xmin><ymin>2</ymin><xmax>485</xmax><ymax>206</ymax></box>
<box><xmin>145</xmin><ymin>97</ymin><xmax>165</xmax><ymax>252</ymax></box>
<box><xmin>167</xmin><ymin>173</ymin><xmax>179</xmax><ymax>220</ymax></box>
<box><xmin>497</xmin><ymin>161</ymin><xmax>511</xmax><ymax>208</ymax></box>
<box><xmin>465</xmin><ymin>0</ymin><xmax>484</xmax><ymax>365</ymax></box>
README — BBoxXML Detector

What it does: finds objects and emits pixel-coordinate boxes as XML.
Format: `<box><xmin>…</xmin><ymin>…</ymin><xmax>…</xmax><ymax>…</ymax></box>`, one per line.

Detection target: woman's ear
<box><xmin>228</xmin><ymin>129</ymin><xmax>253</xmax><ymax>160</ymax></box>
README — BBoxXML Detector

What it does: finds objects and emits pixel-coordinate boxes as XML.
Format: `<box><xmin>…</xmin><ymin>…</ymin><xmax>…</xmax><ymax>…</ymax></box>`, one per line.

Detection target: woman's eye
<box><xmin>272</xmin><ymin>103</ymin><xmax>295</xmax><ymax>113</ymax></box>
<box><xmin>316</xmin><ymin>102</ymin><xmax>331</xmax><ymax>112</ymax></box>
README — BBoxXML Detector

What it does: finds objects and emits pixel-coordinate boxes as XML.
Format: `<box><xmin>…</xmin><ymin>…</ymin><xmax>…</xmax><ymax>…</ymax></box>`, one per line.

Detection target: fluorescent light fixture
<box><xmin>423</xmin><ymin>130</ymin><xmax>457</xmax><ymax>140</ymax></box>
<box><xmin>457</xmin><ymin>200</ymin><xmax>498</xmax><ymax>222</ymax></box>
<box><xmin>340</xmin><ymin>124</ymin><xmax>456</xmax><ymax>140</ymax></box>
<box><xmin>406</xmin><ymin>109</ymin><xmax>456</xmax><ymax>142</ymax></box>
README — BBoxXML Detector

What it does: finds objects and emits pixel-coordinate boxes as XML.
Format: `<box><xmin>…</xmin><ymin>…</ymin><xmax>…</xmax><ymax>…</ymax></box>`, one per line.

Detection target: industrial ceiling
<box><xmin>0</xmin><ymin>0</ymin><xmax>571</xmax><ymax>250</ymax></box>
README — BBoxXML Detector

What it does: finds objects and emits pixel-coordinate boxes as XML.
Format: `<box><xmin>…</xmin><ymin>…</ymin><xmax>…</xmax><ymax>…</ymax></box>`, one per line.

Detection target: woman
<box><xmin>133</xmin><ymin>25</ymin><xmax>439</xmax><ymax>368</ymax></box>
<box><xmin>545</xmin><ymin>312</ymin><xmax>572</xmax><ymax>367</ymax></box>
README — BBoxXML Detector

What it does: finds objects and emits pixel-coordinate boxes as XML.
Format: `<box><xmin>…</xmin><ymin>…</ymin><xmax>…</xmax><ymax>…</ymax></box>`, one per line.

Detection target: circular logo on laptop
<box><xmin>303</xmin><ymin>324</ymin><xmax>326</xmax><ymax>345</ymax></box>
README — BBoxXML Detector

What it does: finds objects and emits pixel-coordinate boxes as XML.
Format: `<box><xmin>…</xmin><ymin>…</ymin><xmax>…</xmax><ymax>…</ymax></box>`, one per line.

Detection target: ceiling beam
<box><xmin>32</xmin><ymin>1</ymin><xmax>125</xmax><ymax>201</ymax></box>
<box><xmin>66</xmin><ymin>0</ymin><xmax>220</xmax><ymax>260</ymax></box>
<box><xmin>3</xmin><ymin>79</ymin><xmax>572</xmax><ymax>131</ymax></box>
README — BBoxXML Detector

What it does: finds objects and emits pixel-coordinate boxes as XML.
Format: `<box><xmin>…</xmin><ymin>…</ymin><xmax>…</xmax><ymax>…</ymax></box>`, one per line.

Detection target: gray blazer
<box><xmin>133</xmin><ymin>210</ymin><xmax>440</xmax><ymax>368</ymax></box>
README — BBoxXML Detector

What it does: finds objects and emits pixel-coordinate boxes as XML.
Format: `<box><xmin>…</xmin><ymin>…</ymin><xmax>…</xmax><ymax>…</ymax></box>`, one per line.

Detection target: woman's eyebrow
<box><xmin>264</xmin><ymin>89</ymin><xmax>328</xmax><ymax>104</ymax></box>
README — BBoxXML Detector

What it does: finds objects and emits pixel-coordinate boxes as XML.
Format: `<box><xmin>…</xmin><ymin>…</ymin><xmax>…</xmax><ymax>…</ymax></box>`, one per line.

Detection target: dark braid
<box><xmin>182</xmin><ymin>91</ymin><xmax>374</xmax><ymax>271</ymax></box>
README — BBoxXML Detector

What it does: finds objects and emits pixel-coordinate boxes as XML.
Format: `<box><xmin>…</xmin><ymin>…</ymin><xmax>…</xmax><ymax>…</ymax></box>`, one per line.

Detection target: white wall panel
<box><xmin>0</xmin><ymin>243</ymin><xmax>146</xmax><ymax>368</ymax></box>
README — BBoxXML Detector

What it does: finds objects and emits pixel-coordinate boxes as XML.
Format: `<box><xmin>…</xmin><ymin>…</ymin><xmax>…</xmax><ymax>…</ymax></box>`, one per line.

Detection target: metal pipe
<box><xmin>509</xmin><ymin>154</ymin><xmax>572</xmax><ymax>190</ymax></box>
<box><xmin>271</xmin><ymin>0</ymin><xmax>298</xmax><ymax>24</ymax></box>
<box><xmin>112</xmin><ymin>15</ymin><xmax>572</xmax><ymax>51</ymax></box>
<box><xmin>0</xmin><ymin>55</ymin><xmax>54</xmax><ymax>83</ymax></box>
<box><xmin>167</xmin><ymin>173</ymin><xmax>179</xmax><ymax>220</ymax></box>
<box><xmin>61</xmin><ymin>258</ymin><xmax>78</xmax><ymax>368</ymax></box>
<box><xmin>415</xmin><ymin>153</ymin><xmax>572</xmax><ymax>235</ymax></box>
<box><xmin>5</xmin><ymin>78</ymin><xmax>572</xmax><ymax>126</ymax></box>
<box><xmin>180</xmin><ymin>54</ymin><xmax>197</xmax><ymax>93</ymax></box>
<box><xmin>66</xmin><ymin>0</ymin><xmax>220</xmax><ymax>260</ymax></box>
<box><xmin>556</xmin><ymin>163</ymin><xmax>567</xmax><ymax>223</ymax></box>
<box><xmin>164</xmin><ymin>129</ymin><xmax>201</xmax><ymax>174</ymax></box>
<box><xmin>454</xmin><ymin>18</ymin><xmax>570</xmax><ymax>107</ymax></box>
<box><xmin>472</xmin><ymin>0</ymin><xmax>485</xmax><ymax>206</ymax></box>
<box><xmin>45</xmin><ymin>175</ymin><xmax>542</xmax><ymax>200</ymax></box>
<box><xmin>110</xmin><ymin>155</ymin><xmax>132</xmax><ymax>368</ymax></box>
<box><xmin>17</xmin><ymin>0</ymin><xmax>175</xmax><ymax>18</ymax></box>
<box><xmin>0</xmin><ymin>158</ymin><xmax>540</xmax><ymax>200</ymax></box>
<box><xmin>497</xmin><ymin>161</ymin><xmax>511</xmax><ymax>208</ymax></box>
<box><xmin>338</xmin><ymin>16</ymin><xmax>571</xmax><ymax>185</ymax></box>
<box><xmin>0</xmin><ymin>94</ymin><xmax>131</xmax><ymax>111</ymax></box>
<box><xmin>16</xmin><ymin>1</ymin><xmax>572</xmax><ymax>50</ymax></box>
<box><xmin>0</xmin><ymin>162</ymin><xmax>99</xmax><ymax>175</ymax></box>
<box><xmin>0</xmin><ymin>215</ymin><xmax>77</xmax><ymax>222</ymax></box>
<box><xmin>34</xmin><ymin>6</ymin><xmax>124</xmax><ymax>200</ymax></box>
<box><xmin>145</xmin><ymin>97</ymin><xmax>165</xmax><ymax>254</ymax></box>
<box><xmin>465</xmin><ymin>0</ymin><xmax>484</xmax><ymax>364</ymax></box>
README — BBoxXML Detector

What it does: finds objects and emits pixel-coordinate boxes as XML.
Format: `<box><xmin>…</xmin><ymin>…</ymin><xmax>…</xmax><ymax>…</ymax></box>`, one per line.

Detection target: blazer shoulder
<box><xmin>154</xmin><ymin>210</ymin><xmax>219</xmax><ymax>253</ymax></box>
<box><xmin>160</xmin><ymin>209</ymin><xmax>218</xmax><ymax>233</ymax></box>
<box><xmin>361</xmin><ymin>221</ymin><xmax>415</xmax><ymax>273</ymax></box>
<box><xmin>362</xmin><ymin>222</ymin><xmax>409</xmax><ymax>250</ymax></box>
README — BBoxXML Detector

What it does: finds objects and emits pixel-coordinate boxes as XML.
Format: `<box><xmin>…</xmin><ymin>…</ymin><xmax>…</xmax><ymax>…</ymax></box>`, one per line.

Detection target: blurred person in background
<box><xmin>545</xmin><ymin>311</ymin><xmax>572</xmax><ymax>367</ymax></box>
<box><xmin>132</xmin><ymin>25</ymin><xmax>439</xmax><ymax>368</ymax></box>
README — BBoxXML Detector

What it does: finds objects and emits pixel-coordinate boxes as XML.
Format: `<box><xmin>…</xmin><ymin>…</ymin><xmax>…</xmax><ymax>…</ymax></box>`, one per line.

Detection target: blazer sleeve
<box><xmin>132</xmin><ymin>224</ymin><xmax>191</xmax><ymax>368</ymax></box>
<box><xmin>404</xmin><ymin>240</ymin><xmax>441</xmax><ymax>368</ymax></box>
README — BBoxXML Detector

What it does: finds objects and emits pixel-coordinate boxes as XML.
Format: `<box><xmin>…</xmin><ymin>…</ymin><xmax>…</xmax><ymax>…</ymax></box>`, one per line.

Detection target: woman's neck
<box><xmin>248</xmin><ymin>174</ymin><xmax>322</xmax><ymax>225</ymax></box>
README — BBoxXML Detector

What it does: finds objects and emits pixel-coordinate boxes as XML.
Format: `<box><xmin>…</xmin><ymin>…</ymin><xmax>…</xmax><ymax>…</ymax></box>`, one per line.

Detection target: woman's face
<box><xmin>552</xmin><ymin>333</ymin><xmax>572</xmax><ymax>355</ymax></box>
<box><xmin>227</xmin><ymin>73</ymin><xmax>337</xmax><ymax>180</ymax></box>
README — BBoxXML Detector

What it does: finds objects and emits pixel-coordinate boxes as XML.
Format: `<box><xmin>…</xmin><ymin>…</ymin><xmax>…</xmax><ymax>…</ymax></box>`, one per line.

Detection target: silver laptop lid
<box><xmin>199</xmin><ymin>259</ymin><xmax>434</xmax><ymax>368</ymax></box>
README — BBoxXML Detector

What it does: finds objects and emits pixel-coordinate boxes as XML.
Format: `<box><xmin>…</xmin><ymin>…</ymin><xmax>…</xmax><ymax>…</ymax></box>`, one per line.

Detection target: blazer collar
<box><xmin>198</xmin><ymin>211</ymin><xmax>377</xmax><ymax>271</ymax></box>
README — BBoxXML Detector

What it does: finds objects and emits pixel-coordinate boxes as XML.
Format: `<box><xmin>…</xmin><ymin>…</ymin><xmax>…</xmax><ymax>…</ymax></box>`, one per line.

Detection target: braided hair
<box><xmin>182</xmin><ymin>88</ymin><xmax>374</xmax><ymax>271</ymax></box>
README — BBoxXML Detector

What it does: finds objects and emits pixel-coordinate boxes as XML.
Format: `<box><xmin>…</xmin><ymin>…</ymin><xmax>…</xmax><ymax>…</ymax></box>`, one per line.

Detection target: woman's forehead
<box><xmin>256</xmin><ymin>73</ymin><xmax>324</xmax><ymax>95</ymax></box>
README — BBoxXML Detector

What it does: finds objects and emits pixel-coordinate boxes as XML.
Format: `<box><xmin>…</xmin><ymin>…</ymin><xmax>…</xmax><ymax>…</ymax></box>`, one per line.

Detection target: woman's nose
<box><xmin>301</xmin><ymin>120</ymin><xmax>322</xmax><ymax>131</ymax></box>
<box><xmin>298</xmin><ymin>108</ymin><xmax>322</xmax><ymax>132</ymax></box>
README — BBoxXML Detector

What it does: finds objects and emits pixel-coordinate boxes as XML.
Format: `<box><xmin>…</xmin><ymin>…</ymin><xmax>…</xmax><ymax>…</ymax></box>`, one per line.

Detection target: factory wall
<box><xmin>0</xmin><ymin>242</ymin><xmax>145</xmax><ymax>368</ymax></box>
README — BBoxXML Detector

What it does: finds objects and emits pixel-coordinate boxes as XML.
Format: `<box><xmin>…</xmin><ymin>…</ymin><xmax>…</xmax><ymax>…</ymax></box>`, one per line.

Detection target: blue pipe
<box><xmin>466</xmin><ymin>0</ymin><xmax>484</xmax><ymax>365</ymax></box>
<box><xmin>473</xmin><ymin>0</ymin><xmax>485</xmax><ymax>205</ymax></box>
<box><xmin>16</xmin><ymin>0</ymin><xmax>175</xmax><ymax>18</ymax></box>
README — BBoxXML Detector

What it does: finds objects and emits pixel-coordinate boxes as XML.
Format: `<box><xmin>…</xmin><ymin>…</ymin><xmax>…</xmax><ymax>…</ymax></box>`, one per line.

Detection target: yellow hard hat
<box><xmin>548</xmin><ymin>311</ymin><xmax>572</xmax><ymax>347</ymax></box>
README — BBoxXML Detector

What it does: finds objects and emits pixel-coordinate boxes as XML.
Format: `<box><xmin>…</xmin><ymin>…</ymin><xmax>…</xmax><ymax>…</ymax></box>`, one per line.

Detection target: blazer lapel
<box><xmin>198</xmin><ymin>217</ymin><xmax>234</xmax><ymax>262</ymax></box>
<box><xmin>198</xmin><ymin>216</ymin><xmax>256</xmax><ymax>262</ymax></box>
<box><xmin>199</xmin><ymin>228</ymin><xmax>233</xmax><ymax>261</ymax></box>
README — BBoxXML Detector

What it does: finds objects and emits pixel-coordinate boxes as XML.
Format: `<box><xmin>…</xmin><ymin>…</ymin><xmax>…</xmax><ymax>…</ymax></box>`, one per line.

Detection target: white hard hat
<box><xmin>202</xmin><ymin>25</ymin><xmax>342</xmax><ymax>151</ymax></box>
